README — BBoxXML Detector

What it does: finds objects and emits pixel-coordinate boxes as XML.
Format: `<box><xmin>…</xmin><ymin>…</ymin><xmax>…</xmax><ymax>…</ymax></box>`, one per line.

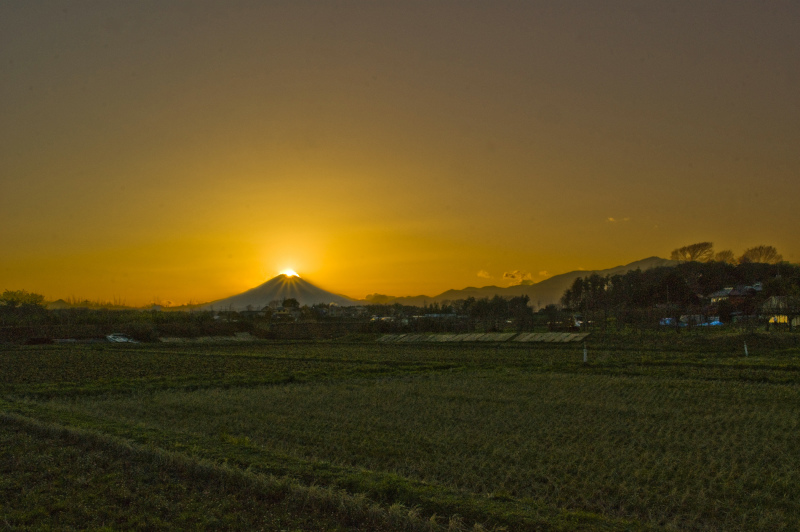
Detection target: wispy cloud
<box><xmin>503</xmin><ymin>270</ymin><xmax>534</xmax><ymax>285</ymax></box>
<box><xmin>538</xmin><ymin>270</ymin><xmax>549</xmax><ymax>277</ymax></box>
<box><xmin>607</xmin><ymin>217</ymin><xmax>630</xmax><ymax>223</ymax></box>
<box><xmin>477</xmin><ymin>269</ymin><xmax>492</xmax><ymax>279</ymax></box>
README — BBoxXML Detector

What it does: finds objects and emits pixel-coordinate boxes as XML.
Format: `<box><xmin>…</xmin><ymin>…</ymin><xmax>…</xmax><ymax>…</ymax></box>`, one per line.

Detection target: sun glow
<box><xmin>280</xmin><ymin>269</ymin><xmax>300</xmax><ymax>278</ymax></box>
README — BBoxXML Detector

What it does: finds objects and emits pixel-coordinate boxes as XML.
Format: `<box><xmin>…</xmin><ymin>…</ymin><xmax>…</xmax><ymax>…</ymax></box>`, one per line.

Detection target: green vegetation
<box><xmin>562</xmin><ymin>259</ymin><xmax>800</xmax><ymax>330</ymax></box>
<box><xmin>3</xmin><ymin>335</ymin><xmax>800</xmax><ymax>529</ymax></box>
<box><xmin>0</xmin><ymin>416</ymin><xmax>360</xmax><ymax>531</ymax></box>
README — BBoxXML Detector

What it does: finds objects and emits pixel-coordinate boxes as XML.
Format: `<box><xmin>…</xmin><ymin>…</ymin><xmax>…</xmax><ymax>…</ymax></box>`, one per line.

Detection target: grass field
<box><xmin>2</xmin><ymin>334</ymin><xmax>800</xmax><ymax>530</ymax></box>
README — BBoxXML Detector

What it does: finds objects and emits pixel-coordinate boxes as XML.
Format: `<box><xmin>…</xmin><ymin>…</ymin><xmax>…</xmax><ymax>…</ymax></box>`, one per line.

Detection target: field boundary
<box><xmin>378</xmin><ymin>333</ymin><xmax>590</xmax><ymax>343</ymax></box>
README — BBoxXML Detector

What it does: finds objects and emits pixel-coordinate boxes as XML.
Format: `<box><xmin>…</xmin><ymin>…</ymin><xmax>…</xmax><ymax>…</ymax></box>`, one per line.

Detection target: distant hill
<box><xmin>376</xmin><ymin>257</ymin><xmax>675</xmax><ymax>308</ymax></box>
<box><xmin>200</xmin><ymin>257</ymin><xmax>675</xmax><ymax>310</ymax></box>
<box><xmin>203</xmin><ymin>274</ymin><xmax>357</xmax><ymax>310</ymax></box>
<box><xmin>46</xmin><ymin>299</ymin><xmax>73</xmax><ymax>310</ymax></box>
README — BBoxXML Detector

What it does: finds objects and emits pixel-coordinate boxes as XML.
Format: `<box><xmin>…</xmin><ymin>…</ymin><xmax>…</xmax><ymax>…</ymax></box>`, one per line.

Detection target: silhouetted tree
<box><xmin>739</xmin><ymin>245</ymin><xmax>783</xmax><ymax>264</ymax></box>
<box><xmin>508</xmin><ymin>295</ymin><xmax>534</xmax><ymax>331</ymax></box>
<box><xmin>670</xmin><ymin>242</ymin><xmax>714</xmax><ymax>263</ymax></box>
<box><xmin>465</xmin><ymin>295</ymin><xmax>512</xmax><ymax>331</ymax></box>
<box><xmin>0</xmin><ymin>289</ymin><xmax>48</xmax><ymax>327</ymax></box>
<box><xmin>282</xmin><ymin>298</ymin><xmax>300</xmax><ymax>308</ymax></box>
<box><xmin>561</xmin><ymin>274</ymin><xmax>611</xmax><ymax>330</ymax></box>
<box><xmin>714</xmin><ymin>250</ymin><xmax>736</xmax><ymax>264</ymax></box>
<box><xmin>0</xmin><ymin>289</ymin><xmax>45</xmax><ymax>309</ymax></box>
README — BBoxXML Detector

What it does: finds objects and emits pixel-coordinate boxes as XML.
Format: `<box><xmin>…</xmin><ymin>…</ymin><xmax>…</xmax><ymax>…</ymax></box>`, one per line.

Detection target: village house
<box><xmin>762</xmin><ymin>296</ymin><xmax>800</xmax><ymax>329</ymax></box>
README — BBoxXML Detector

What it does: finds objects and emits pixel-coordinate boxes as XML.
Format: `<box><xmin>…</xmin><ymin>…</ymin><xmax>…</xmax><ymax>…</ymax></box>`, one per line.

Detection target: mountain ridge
<box><xmin>202</xmin><ymin>257</ymin><xmax>675</xmax><ymax>310</ymax></box>
<box><xmin>367</xmin><ymin>256</ymin><xmax>675</xmax><ymax>308</ymax></box>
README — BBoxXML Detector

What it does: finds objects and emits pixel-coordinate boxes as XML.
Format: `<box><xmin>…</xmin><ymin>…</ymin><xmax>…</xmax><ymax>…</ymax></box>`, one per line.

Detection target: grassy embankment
<box><xmin>2</xmin><ymin>332</ymin><xmax>800</xmax><ymax>530</ymax></box>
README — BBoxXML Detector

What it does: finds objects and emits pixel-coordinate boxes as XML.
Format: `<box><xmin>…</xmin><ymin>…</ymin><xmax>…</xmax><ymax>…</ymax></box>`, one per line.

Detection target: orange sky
<box><xmin>2</xmin><ymin>2</ymin><xmax>799</xmax><ymax>305</ymax></box>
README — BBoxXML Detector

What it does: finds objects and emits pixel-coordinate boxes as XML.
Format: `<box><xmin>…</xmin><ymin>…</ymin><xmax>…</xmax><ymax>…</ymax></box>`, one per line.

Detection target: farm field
<box><xmin>2</xmin><ymin>335</ymin><xmax>800</xmax><ymax>530</ymax></box>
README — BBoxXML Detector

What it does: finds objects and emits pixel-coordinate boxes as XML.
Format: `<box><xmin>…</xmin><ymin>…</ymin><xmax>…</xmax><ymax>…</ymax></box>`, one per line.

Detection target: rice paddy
<box><xmin>2</xmin><ymin>335</ymin><xmax>800</xmax><ymax>530</ymax></box>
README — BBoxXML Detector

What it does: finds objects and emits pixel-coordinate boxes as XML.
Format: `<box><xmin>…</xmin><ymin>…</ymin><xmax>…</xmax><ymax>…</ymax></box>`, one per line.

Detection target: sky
<box><xmin>2</xmin><ymin>1</ymin><xmax>799</xmax><ymax>305</ymax></box>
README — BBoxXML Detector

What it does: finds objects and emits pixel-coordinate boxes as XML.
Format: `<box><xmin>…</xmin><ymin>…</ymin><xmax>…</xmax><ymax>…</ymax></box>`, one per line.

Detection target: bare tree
<box><xmin>714</xmin><ymin>250</ymin><xmax>736</xmax><ymax>264</ymax></box>
<box><xmin>739</xmin><ymin>245</ymin><xmax>783</xmax><ymax>264</ymax></box>
<box><xmin>670</xmin><ymin>242</ymin><xmax>714</xmax><ymax>262</ymax></box>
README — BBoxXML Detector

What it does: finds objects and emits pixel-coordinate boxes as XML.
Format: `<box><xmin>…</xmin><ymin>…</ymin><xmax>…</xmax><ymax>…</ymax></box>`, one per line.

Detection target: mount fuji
<box><xmin>204</xmin><ymin>274</ymin><xmax>356</xmax><ymax>310</ymax></box>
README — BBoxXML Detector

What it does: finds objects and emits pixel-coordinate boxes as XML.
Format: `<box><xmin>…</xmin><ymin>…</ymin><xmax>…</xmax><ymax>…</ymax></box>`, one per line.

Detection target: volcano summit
<box><xmin>204</xmin><ymin>274</ymin><xmax>356</xmax><ymax>310</ymax></box>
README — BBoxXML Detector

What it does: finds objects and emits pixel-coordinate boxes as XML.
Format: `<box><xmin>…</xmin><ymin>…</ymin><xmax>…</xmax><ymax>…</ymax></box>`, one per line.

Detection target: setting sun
<box><xmin>280</xmin><ymin>269</ymin><xmax>300</xmax><ymax>278</ymax></box>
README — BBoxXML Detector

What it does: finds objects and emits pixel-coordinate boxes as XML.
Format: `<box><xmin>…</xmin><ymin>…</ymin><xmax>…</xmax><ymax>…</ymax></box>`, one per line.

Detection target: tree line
<box><xmin>670</xmin><ymin>242</ymin><xmax>783</xmax><ymax>265</ymax></box>
<box><xmin>4</xmin><ymin>241</ymin><xmax>798</xmax><ymax>340</ymax></box>
<box><xmin>563</xmin><ymin>243</ymin><xmax>799</xmax><ymax>330</ymax></box>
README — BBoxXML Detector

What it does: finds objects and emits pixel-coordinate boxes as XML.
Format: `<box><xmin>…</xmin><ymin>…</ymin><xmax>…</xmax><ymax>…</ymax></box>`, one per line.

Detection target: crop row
<box><xmin>44</xmin><ymin>369</ymin><xmax>800</xmax><ymax>530</ymax></box>
<box><xmin>0</xmin><ymin>344</ymin><xmax>407</xmax><ymax>397</ymax></box>
<box><xmin>1</xmin><ymin>413</ymin><xmax>501</xmax><ymax>531</ymax></box>
<box><xmin>5</xmin><ymin>342</ymin><xmax>800</xmax><ymax>395</ymax></box>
